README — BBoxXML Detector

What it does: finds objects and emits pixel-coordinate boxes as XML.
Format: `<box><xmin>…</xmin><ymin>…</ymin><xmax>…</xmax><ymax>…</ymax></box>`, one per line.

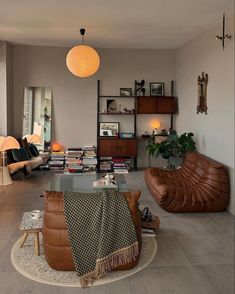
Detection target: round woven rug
<box><xmin>11</xmin><ymin>235</ymin><xmax>157</xmax><ymax>287</ymax></box>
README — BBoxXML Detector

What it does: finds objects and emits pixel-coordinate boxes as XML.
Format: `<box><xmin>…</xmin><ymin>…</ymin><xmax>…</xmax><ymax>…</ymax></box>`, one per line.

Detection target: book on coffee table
<box><xmin>93</xmin><ymin>178</ymin><xmax>118</xmax><ymax>189</ymax></box>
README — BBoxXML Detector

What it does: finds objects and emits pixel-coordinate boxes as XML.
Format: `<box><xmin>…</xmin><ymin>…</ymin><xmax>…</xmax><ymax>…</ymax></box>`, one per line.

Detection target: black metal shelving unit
<box><xmin>97</xmin><ymin>80</ymin><xmax>138</xmax><ymax>170</ymax></box>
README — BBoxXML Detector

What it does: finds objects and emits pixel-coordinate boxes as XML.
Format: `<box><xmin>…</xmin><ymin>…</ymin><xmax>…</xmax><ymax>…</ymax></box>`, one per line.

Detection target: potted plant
<box><xmin>146</xmin><ymin>130</ymin><xmax>197</xmax><ymax>168</ymax></box>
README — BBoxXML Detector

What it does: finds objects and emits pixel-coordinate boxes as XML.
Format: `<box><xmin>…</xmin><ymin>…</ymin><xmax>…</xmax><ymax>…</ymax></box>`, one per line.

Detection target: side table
<box><xmin>19</xmin><ymin>211</ymin><xmax>44</xmax><ymax>256</ymax></box>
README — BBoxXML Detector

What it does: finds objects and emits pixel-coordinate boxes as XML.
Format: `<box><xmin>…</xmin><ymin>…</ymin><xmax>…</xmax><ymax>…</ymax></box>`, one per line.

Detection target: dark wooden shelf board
<box><xmin>99</xmin><ymin>112</ymin><xmax>135</xmax><ymax>115</ymax></box>
<box><xmin>99</xmin><ymin>95</ymin><xmax>136</xmax><ymax>98</ymax></box>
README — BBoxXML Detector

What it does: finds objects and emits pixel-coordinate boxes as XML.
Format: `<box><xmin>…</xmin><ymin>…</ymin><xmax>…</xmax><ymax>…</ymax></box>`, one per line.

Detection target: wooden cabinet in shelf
<box><xmin>98</xmin><ymin>138</ymin><xmax>137</xmax><ymax>157</ymax></box>
<box><xmin>156</xmin><ymin>97</ymin><xmax>176</xmax><ymax>113</ymax></box>
<box><xmin>136</xmin><ymin>96</ymin><xmax>176</xmax><ymax>114</ymax></box>
<box><xmin>136</xmin><ymin>97</ymin><xmax>156</xmax><ymax>114</ymax></box>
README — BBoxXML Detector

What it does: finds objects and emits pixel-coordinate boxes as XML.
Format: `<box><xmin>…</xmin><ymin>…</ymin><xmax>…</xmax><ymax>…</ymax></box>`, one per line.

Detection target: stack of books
<box><xmin>141</xmin><ymin>227</ymin><xmax>157</xmax><ymax>237</ymax></box>
<box><xmin>49</xmin><ymin>151</ymin><xmax>65</xmax><ymax>171</ymax></box>
<box><xmin>65</xmin><ymin>148</ymin><xmax>84</xmax><ymax>173</ymax></box>
<box><xmin>82</xmin><ymin>145</ymin><xmax>97</xmax><ymax>173</ymax></box>
<box><xmin>99</xmin><ymin>157</ymin><xmax>113</xmax><ymax>172</ymax></box>
<box><xmin>112</xmin><ymin>158</ymin><xmax>129</xmax><ymax>174</ymax></box>
<box><xmin>141</xmin><ymin>215</ymin><xmax>160</xmax><ymax>237</ymax></box>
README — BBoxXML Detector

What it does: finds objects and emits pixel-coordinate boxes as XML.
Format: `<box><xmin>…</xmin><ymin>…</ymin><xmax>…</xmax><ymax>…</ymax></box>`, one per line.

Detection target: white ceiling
<box><xmin>0</xmin><ymin>0</ymin><xmax>234</xmax><ymax>49</ymax></box>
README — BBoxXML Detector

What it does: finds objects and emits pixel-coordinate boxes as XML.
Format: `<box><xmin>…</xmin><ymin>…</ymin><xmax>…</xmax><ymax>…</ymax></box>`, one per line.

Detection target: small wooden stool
<box><xmin>19</xmin><ymin>211</ymin><xmax>44</xmax><ymax>256</ymax></box>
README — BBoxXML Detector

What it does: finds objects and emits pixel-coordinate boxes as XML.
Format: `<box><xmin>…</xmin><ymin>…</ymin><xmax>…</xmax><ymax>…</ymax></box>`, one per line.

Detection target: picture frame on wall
<box><xmin>99</xmin><ymin>122</ymin><xmax>119</xmax><ymax>137</ymax></box>
<box><xmin>150</xmin><ymin>82</ymin><xmax>165</xmax><ymax>96</ymax></box>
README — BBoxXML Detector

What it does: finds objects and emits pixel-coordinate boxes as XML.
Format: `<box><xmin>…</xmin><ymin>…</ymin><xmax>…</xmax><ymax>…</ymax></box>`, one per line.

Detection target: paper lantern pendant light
<box><xmin>66</xmin><ymin>28</ymin><xmax>100</xmax><ymax>78</ymax></box>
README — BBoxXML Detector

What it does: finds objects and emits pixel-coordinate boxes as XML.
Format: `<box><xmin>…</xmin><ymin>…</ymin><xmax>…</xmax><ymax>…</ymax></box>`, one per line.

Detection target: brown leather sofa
<box><xmin>145</xmin><ymin>152</ymin><xmax>230</xmax><ymax>212</ymax></box>
<box><xmin>43</xmin><ymin>191</ymin><xmax>142</xmax><ymax>271</ymax></box>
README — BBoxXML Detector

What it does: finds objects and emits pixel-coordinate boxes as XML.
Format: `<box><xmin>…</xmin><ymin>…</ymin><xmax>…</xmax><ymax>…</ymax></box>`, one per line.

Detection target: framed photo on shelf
<box><xmin>120</xmin><ymin>88</ymin><xmax>132</xmax><ymax>96</ymax></box>
<box><xmin>107</xmin><ymin>99</ymin><xmax>118</xmax><ymax>113</ymax></box>
<box><xmin>150</xmin><ymin>82</ymin><xmax>165</xmax><ymax>96</ymax></box>
<box><xmin>99</xmin><ymin>122</ymin><xmax>119</xmax><ymax>137</ymax></box>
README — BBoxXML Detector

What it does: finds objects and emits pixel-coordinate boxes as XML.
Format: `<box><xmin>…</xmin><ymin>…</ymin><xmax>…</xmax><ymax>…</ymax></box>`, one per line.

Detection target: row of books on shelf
<box><xmin>99</xmin><ymin>157</ymin><xmax>132</xmax><ymax>174</ymax></box>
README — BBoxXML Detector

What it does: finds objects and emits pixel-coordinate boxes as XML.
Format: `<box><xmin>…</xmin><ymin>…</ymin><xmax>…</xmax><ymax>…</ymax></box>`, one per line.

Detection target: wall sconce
<box><xmin>215</xmin><ymin>12</ymin><xmax>231</xmax><ymax>50</ymax></box>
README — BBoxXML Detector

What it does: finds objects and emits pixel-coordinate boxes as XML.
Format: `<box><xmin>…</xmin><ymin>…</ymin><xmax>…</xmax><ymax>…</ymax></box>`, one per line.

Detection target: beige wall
<box><xmin>6</xmin><ymin>42</ymin><xmax>13</xmax><ymax>135</ymax></box>
<box><xmin>0</xmin><ymin>41</ymin><xmax>13</xmax><ymax>136</ymax></box>
<box><xmin>0</xmin><ymin>41</ymin><xmax>7</xmax><ymax>135</ymax></box>
<box><xmin>13</xmin><ymin>46</ymin><xmax>176</xmax><ymax>166</ymax></box>
<box><xmin>175</xmin><ymin>13</ymin><xmax>234</xmax><ymax>214</ymax></box>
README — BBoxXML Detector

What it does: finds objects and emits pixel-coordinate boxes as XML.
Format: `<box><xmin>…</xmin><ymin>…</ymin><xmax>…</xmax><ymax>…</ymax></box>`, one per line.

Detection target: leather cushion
<box><xmin>11</xmin><ymin>147</ymin><xmax>31</xmax><ymax>162</ymax></box>
<box><xmin>43</xmin><ymin>190</ymin><xmax>142</xmax><ymax>271</ymax></box>
<box><xmin>28</xmin><ymin>144</ymin><xmax>40</xmax><ymax>156</ymax></box>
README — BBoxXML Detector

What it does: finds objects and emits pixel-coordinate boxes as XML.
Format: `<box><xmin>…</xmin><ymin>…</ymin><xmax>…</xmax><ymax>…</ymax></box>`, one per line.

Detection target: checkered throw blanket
<box><xmin>63</xmin><ymin>190</ymin><xmax>139</xmax><ymax>287</ymax></box>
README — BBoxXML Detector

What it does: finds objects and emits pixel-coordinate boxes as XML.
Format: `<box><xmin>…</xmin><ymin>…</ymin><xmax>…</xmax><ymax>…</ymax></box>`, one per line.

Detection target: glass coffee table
<box><xmin>46</xmin><ymin>173</ymin><xmax>128</xmax><ymax>193</ymax></box>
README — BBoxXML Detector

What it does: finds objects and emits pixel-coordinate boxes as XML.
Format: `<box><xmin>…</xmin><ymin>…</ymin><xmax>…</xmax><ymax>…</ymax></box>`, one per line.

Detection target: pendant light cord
<box><xmin>80</xmin><ymin>28</ymin><xmax>85</xmax><ymax>44</ymax></box>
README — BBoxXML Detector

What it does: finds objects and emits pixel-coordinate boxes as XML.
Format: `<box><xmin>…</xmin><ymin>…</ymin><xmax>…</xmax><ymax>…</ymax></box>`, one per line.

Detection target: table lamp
<box><xmin>0</xmin><ymin>136</ymin><xmax>20</xmax><ymax>186</ymax></box>
<box><xmin>150</xmin><ymin>120</ymin><xmax>161</xmax><ymax>136</ymax></box>
<box><xmin>23</xmin><ymin>134</ymin><xmax>41</xmax><ymax>144</ymax></box>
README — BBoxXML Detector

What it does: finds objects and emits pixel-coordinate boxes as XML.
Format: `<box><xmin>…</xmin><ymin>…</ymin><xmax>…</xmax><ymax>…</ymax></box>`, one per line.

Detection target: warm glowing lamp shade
<box><xmin>0</xmin><ymin>136</ymin><xmax>20</xmax><ymax>186</ymax></box>
<box><xmin>52</xmin><ymin>143</ymin><xmax>61</xmax><ymax>152</ymax></box>
<box><xmin>23</xmin><ymin>134</ymin><xmax>41</xmax><ymax>144</ymax></box>
<box><xmin>150</xmin><ymin>120</ymin><xmax>161</xmax><ymax>129</ymax></box>
<box><xmin>0</xmin><ymin>136</ymin><xmax>20</xmax><ymax>152</ymax></box>
<box><xmin>66</xmin><ymin>45</ymin><xmax>100</xmax><ymax>78</ymax></box>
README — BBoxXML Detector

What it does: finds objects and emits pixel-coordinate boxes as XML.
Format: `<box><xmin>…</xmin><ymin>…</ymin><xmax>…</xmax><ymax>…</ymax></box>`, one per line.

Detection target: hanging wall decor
<box><xmin>215</xmin><ymin>12</ymin><xmax>231</xmax><ymax>50</ymax></box>
<box><xmin>197</xmin><ymin>72</ymin><xmax>208</xmax><ymax>114</ymax></box>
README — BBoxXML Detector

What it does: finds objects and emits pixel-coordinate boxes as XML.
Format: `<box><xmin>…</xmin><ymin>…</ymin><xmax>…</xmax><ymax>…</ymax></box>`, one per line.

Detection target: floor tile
<box><xmin>128</xmin><ymin>266</ymin><xmax>208</xmax><ymax>294</ymax></box>
<box><xmin>150</xmin><ymin>236</ymin><xmax>190</xmax><ymax>267</ymax></box>
<box><xmin>192</xmin><ymin>264</ymin><xmax>235</xmax><ymax>294</ymax></box>
<box><xmin>176</xmin><ymin>233</ymin><xmax>234</xmax><ymax>265</ymax></box>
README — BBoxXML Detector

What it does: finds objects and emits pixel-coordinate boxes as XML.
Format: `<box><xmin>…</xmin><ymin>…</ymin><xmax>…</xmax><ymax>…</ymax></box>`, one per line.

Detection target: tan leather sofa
<box><xmin>8</xmin><ymin>156</ymin><xmax>44</xmax><ymax>175</ymax></box>
<box><xmin>145</xmin><ymin>152</ymin><xmax>230</xmax><ymax>212</ymax></box>
<box><xmin>43</xmin><ymin>190</ymin><xmax>142</xmax><ymax>271</ymax></box>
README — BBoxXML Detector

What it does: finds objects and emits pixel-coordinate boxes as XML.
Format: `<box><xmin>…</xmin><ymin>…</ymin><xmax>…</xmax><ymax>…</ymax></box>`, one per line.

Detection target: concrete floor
<box><xmin>0</xmin><ymin>170</ymin><xmax>234</xmax><ymax>294</ymax></box>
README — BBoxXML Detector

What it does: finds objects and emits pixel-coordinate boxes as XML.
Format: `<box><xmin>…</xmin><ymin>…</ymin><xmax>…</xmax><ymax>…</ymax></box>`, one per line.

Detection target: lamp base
<box><xmin>0</xmin><ymin>166</ymin><xmax>13</xmax><ymax>186</ymax></box>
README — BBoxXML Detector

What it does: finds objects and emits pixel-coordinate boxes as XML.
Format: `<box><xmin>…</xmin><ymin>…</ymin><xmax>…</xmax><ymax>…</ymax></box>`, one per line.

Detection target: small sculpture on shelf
<box><xmin>123</xmin><ymin>108</ymin><xmax>132</xmax><ymax>113</ymax></box>
<box><xmin>135</xmin><ymin>80</ymin><xmax>145</xmax><ymax>96</ymax></box>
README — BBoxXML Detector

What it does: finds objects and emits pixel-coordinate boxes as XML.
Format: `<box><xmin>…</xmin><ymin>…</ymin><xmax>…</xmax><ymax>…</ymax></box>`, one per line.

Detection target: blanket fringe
<box><xmin>80</xmin><ymin>241</ymin><xmax>139</xmax><ymax>288</ymax></box>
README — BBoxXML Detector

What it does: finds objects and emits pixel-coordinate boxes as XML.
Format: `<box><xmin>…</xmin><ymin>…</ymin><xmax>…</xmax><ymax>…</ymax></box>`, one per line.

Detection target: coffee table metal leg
<box><xmin>20</xmin><ymin>232</ymin><xmax>29</xmax><ymax>247</ymax></box>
